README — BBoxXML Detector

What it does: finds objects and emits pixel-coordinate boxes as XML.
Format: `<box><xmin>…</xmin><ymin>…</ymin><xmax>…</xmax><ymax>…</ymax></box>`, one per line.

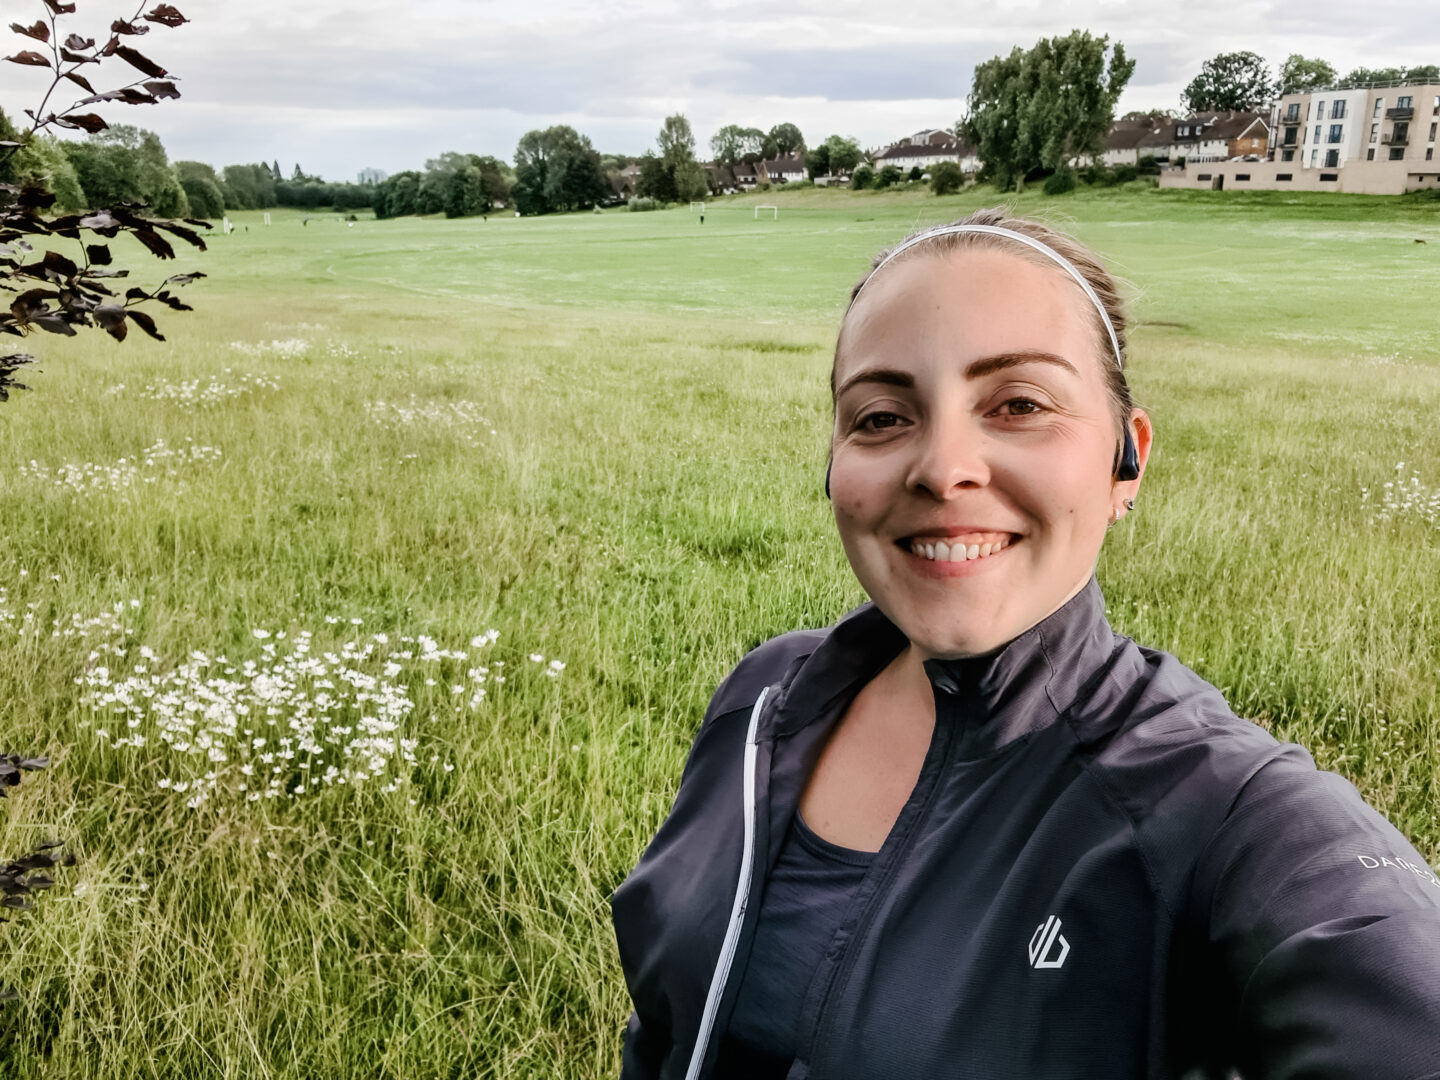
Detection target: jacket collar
<box><xmin>767</xmin><ymin>577</ymin><xmax>1119</xmax><ymax>754</ymax></box>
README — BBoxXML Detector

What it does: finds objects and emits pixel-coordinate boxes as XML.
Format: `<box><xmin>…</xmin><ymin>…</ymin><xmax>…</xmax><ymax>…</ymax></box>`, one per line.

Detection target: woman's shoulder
<box><xmin>702</xmin><ymin>626</ymin><xmax>831</xmax><ymax>726</ymax></box>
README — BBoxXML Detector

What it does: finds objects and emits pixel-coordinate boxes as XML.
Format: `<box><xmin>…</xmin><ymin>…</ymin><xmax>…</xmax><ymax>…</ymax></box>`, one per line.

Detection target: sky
<box><xmin>2</xmin><ymin>0</ymin><xmax>1438</xmax><ymax>182</ymax></box>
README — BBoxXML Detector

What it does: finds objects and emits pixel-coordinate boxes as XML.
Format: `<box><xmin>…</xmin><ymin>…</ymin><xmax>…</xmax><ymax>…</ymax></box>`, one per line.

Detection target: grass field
<box><xmin>0</xmin><ymin>183</ymin><xmax>1438</xmax><ymax>1076</ymax></box>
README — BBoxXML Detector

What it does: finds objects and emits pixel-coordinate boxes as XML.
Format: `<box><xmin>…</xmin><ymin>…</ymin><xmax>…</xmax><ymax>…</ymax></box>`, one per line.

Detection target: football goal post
<box><xmin>755</xmin><ymin>205</ymin><xmax>778</xmax><ymax>220</ymax></box>
<box><xmin>689</xmin><ymin>201</ymin><xmax>705</xmax><ymax>212</ymax></box>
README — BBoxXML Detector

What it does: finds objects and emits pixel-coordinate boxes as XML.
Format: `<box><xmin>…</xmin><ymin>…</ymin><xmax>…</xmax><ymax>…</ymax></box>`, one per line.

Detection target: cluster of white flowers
<box><xmin>1341</xmin><ymin>351</ymin><xmax>1416</xmax><ymax>369</ymax></box>
<box><xmin>228</xmin><ymin>339</ymin><xmax>311</xmax><ymax>360</ymax></box>
<box><xmin>20</xmin><ymin>439</ymin><xmax>223</xmax><ymax>495</ymax></box>
<box><xmin>113</xmin><ymin>369</ymin><xmax>281</xmax><ymax>408</ymax></box>
<box><xmin>0</xmin><ymin>587</ymin><xmax>138</xmax><ymax>640</ymax></box>
<box><xmin>365</xmin><ymin>396</ymin><xmax>495</xmax><ymax>433</ymax></box>
<box><xmin>78</xmin><ymin>622</ymin><xmax>561</xmax><ymax>810</ymax></box>
<box><xmin>527</xmin><ymin>652</ymin><xmax>567</xmax><ymax>678</ymax></box>
<box><xmin>1363</xmin><ymin>463</ymin><xmax>1440</xmax><ymax>528</ymax></box>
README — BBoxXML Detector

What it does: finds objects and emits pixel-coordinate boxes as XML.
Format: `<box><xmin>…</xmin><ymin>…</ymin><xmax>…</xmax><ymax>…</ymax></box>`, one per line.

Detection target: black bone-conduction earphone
<box><xmin>823</xmin><ymin>426</ymin><xmax>1139</xmax><ymax>500</ymax></box>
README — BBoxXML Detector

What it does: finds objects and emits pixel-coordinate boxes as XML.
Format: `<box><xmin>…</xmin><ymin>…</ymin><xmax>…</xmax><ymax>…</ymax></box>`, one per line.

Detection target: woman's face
<box><xmin>830</xmin><ymin>247</ymin><xmax>1151</xmax><ymax>659</ymax></box>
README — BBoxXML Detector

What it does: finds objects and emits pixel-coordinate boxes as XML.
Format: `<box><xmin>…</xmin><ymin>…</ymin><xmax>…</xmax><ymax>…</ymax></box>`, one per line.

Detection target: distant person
<box><xmin>611</xmin><ymin>208</ymin><xmax>1440</xmax><ymax>1079</ymax></box>
<box><xmin>700</xmin><ymin>213</ymin><xmax>705</xmax><ymax>225</ymax></box>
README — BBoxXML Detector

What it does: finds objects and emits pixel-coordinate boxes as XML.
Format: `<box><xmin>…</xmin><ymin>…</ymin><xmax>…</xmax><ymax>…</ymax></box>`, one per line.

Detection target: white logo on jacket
<box><xmin>1028</xmin><ymin>915</ymin><xmax>1070</xmax><ymax>969</ymax></box>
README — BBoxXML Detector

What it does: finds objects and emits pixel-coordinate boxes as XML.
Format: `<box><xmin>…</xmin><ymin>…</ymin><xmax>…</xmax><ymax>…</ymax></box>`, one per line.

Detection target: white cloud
<box><xmin>0</xmin><ymin>0</ymin><xmax>1435</xmax><ymax>179</ymax></box>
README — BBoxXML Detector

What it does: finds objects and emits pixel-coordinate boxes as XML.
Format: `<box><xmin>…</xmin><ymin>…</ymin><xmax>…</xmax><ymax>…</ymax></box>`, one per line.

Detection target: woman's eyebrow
<box><xmin>965</xmin><ymin>350</ymin><xmax>1078</xmax><ymax>379</ymax></box>
<box><xmin>834</xmin><ymin>367</ymin><xmax>914</xmax><ymax>399</ymax></box>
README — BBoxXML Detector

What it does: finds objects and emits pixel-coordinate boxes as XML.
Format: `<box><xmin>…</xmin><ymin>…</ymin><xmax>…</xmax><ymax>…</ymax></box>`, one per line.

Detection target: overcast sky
<box><xmin>3</xmin><ymin>0</ymin><xmax>1438</xmax><ymax>181</ymax></box>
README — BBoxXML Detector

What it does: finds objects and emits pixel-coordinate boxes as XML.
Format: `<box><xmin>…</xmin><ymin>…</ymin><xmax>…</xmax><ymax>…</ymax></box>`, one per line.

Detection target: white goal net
<box><xmin>754</xmin><ymin>205</ymin><xmax>778</xmax><ymax>220</ymax></box>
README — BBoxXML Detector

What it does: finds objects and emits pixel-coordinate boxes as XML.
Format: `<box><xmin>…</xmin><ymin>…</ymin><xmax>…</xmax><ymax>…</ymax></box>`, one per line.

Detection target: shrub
<box><xmin>850</xmin><ymin>165</ymin><xmax>875</xmax><ymax>190</ymax></box>
<box><xmin>876</xmin><ymin>165</ymin><xmax>903</xmax><ymax>188</ymax></box>
<box><xmin>1137</xmin><ymin>154</ymin><xmax>1161</xmax><ymax>176</ymax></box>
<box><xmin>930</xmin><ymin>160</ymin><xmax>964</xmax><ymax>195</ymax></box>
<box><xmin>1112</xmin><ymin>163</ymin><xmax>1138</xmax><ymax>184</ymax></box>
<box><xmin>627</xmin><ymin>197</ymin><xmax>658</xmax><ymax>212</ymax></box>
<box><xmin>1173</xmin><ymin>156</ymin><xmax>1187</xmax><ymax>168</ymax></box>
<box><xmin>909</xmin><ymin>166</ymin><xmax>924</xmax><ymax>182</ymax></box>
<box><xmin>1042</xmin><ymin>166</ymin><xmax>1077</xmax><ymax>195</ymax></box>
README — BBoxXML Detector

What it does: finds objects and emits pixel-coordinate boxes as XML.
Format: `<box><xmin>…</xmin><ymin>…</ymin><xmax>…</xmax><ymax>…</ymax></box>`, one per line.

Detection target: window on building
<box><xmin>1435</xmin><ymin>95</ymin><xmax>1440</xmax><ymax>114</ymax></box>
<box><xmin>1235</xmin><ymin>173</ymin><xmax>1251</xmax><ymax>181</ymax></box>
<box><xmin>1179</xmin><ymin>125</ymin><xmax>1189</xmax><ymax>136</ymax></box>
<box><xmin>1430</xmin><ymin>148</ymin><xmax>1435</xmax><ymax>160</ymax></box>
<box><xmin>1374</xmin><ymin>98</ymin><xmax>1384</xmax><ymax>117</ymax></box>
<box><xmin>1284</xmin><ymin>128</ymin><xmax>1297</xmax><ymax>146</ymax></box>
<box><xmin>1285</xmin><ymin>104</ymin><xmax>1300</xmax><ymax>121</ymax></box>
<box><xmin>1371</xmin><ymin>123</ymin><xmax>1379</xmax><ymax>143</ymax></box>
<box><xmin>1314</xmin><ymin>125</ymin><xmax>1322</xmax><ymax>144</ymax></box>
<box><xmin>1324</xmin><ymin>149</ymin><xmax>1339</xmax><ymax>167</ymax></box>
<box><xmin>1390</xmin><ymin>146</ymin><xmax>1405</xmax><ymax>160</ymax></box>
<box><xmin>1430</xmin><ymin>122</ymin><xmax>1437</xmax><ymax>142</ymax></box>
<box><xmin>1367</xmin><ymin>148</ymin><xmax>1376</xmax><ymax>160</ymax></box>
<box><xmin>1395</xmin><ymin>121</ymin><xmax>1410</xmax><ymax>143</ymax></box>
<box><xmin>1310</xmin><ymin>149</ymin><xmax>1319</xmax><ymax>166</ymax></box>
<box><xmin>1317</xmin><ymin>101</ymin><xmax>1325</xmax><ymax>119</ymax></box>
<box><xmin>1332</xmin><ymin>100</ymin><xmax>1347</xmax><ymax>119</ymax></box>
<box><xmin>1328</xmin><ymin>124</ymin><xmax>1343</xmax><ymax>143</ymax></box>
<box><xmin>1276</xmin><ymin>173</ymin><xmax>1293</xmax><ymax>181</ymax></box>
<box><xmin>1398</xmin><ymin>96</ymin><xmax>1413</xmax><ymax>109</ymax></box>
<box><xmin>1251</xmin><ymin>138</ymin><xmax>1259</xmax><ymax>147</ymax></box>
<box><xmin>1282</xmin><ymin>149</ymin><xmax>1295</xmax><ymax>161</ymax></box>
<box><xmin>1320</xmin><ymin>173</ymin><xmax>1338</xmax><ymax>181</ymax></box>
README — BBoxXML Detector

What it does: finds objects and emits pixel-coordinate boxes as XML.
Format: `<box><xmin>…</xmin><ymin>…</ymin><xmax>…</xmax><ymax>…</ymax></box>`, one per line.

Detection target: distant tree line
<box><xmin>1183</xmin><ymin>53</ymin><xmax>1440</xmax><ymax>112</ymax></box>
<box><xmin>374</xmin><ymin>153</ymin><xmax>513</xmax><ymax>219</ymax></box>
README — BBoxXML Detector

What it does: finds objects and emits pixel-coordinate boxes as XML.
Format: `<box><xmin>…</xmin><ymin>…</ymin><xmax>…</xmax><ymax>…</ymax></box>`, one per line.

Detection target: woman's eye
<box><xmin>858</xmin><ymin>411</ymin><xmax>904</xmax><ymax>432</ymax></box>
<box><xmin>997</xmin><ymin>398</ymin><xmax>1042</xmax><ymax>416</ymax></box>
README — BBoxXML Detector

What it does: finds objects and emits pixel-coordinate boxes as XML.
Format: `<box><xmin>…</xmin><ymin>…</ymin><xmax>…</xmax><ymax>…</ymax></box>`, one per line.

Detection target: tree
<box><xmin>768</xmin><ymin>122</ymin><xmax>805</xmax><ymax>156</ymax></box>
<box><xmin>805</xmin><ymin>142</ymin><xmax>830</xmax><ymax>180</ymax></box>
<box><xmin>1342</xmin><ymin>64</ymin><xmax>1440</xmax><ymax>85</ymax></box>
<box><xmin>1279</xmin><ymin>55</ymin><xmax>1337</xmax><ymax>94</ymax></box>
<box><xmin>374</xmin><ymin>170</ymin><xmax>422</xmax><ymax>219</ymax></box>
<box><xmin>709</xmin><ymin>124</ymin><xmax>766</xmax><ymax>186</ymax></box>
<box><xmin>221</xmin><ymin>163</ymin><xmax>276</xmax><ymax>210</ymax></box>
<box><xmin>824</xmin><ymin>135</ymin><xmax>862</xmax><ymax>175</ymax></box>
<box><xmin>930</xmin><ymin>160</ymin><xmax>964</xmax><ymax>195</ymax></box>
<box><xmin>1181</xmin><ymin>51</ymin><xmax>1277</xmax><ymax>112</ymax></box>
<box><xmin>635</xmin><ymin>153</ymin><xmax>675</xmax><ymax>203</ymax></box>
<box><xmin>1</xmin><ymin>1</ymin><xmax>208</xmax><ymax>399</ymax></box>
<box><xmin>175</xmin><ymin>160</ymin><xmax>226</xmax><ymax>219</ymax></box>
<box><xmin>850</xmin><ymin>165</ymin><xmax>875</xmax><ymax>190</ymax></box>
<box><xmin>908</xmin><ymin>165</ymin><xmax>924</xmax><ymax>182</ymax></box>
<box><xmin>272</xmin><ymin>159</ymin><xmax>282</xmax><ymax>181</ymax></box>
<box><xmin>962</xmin><ymin>31</ymin><xmax>1134</xmax><ymax>192</ymax></box>
<box><xmin>875</xmin><ymin>164</ymin><xmax>903</xmax><ymax>188</ymax></box>
<box><xmin>656</xmin><ymin>114</ymin><xmax>708</xmax><ymax>202</ymax></box>
<box><xmin>5</xmin><ymin>130</ymin><xmax>85</xmax><ymax>211</ymax></box>
<box><xmin>511</xmin><ymin>125</ymin><xmax>609</xmax><ymax>215</ymax></box>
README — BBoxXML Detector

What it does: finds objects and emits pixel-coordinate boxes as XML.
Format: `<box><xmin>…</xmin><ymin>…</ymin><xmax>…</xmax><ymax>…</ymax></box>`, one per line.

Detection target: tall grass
<box><xmin>0</xmin><ymin>189</ymin><xmax>1436</xmax><ymax>1075</ymax></box>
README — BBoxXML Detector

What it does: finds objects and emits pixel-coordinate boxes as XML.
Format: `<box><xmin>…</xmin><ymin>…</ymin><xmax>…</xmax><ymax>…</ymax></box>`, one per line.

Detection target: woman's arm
<box><xmin>1192</xmin><ymin>747</ymin><xmax>1440</xmax><ymax>1079</ymax></box>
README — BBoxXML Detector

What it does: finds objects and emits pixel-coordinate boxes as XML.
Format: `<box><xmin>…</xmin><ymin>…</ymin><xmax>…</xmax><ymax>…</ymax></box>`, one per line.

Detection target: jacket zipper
<box><xmin>682</xmin><ymin>686</ymin><xmax>769</xmax><ymax>1080</ymax></box>
<box><xmin>682</xmin><ymin>688</ymin><xmax>771</xmax><ymax>1080</ymax></box>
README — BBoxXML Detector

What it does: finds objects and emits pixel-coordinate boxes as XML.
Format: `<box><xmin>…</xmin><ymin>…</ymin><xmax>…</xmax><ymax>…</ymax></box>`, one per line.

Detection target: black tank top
<box><xmin>715</xmin><ymin>813</ymin><xmax>875</xmax><ymax>1077</ymax></box>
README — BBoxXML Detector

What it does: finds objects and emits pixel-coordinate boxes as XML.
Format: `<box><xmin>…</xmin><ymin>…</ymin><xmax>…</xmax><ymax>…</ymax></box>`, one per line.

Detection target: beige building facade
<box><xmin>1162</xmin><ymin>81</ymin><xmax>1440</xmax><ymax>194</ymax></box>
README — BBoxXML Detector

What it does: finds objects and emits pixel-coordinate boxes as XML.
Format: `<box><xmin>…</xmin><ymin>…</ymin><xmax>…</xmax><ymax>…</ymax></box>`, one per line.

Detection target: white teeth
<box><xmin>910</xmin><ymin>537</ymin><xmax>1016</xmax><ymax>561</ymax></box>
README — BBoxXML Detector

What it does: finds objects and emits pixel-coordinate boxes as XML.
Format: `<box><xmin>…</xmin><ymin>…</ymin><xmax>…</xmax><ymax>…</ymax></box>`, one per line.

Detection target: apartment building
<box><xmin>1162</xmin><ymin>79</ymin><xmax>1440</xmax><ymax>194</ymax></box>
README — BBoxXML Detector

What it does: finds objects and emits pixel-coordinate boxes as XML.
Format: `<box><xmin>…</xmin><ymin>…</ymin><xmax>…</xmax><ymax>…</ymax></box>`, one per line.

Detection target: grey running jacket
<box><xmin>610</xmin><ymin>579</ymin><xmax>1440</xmax><ymax>1080</ymax></box>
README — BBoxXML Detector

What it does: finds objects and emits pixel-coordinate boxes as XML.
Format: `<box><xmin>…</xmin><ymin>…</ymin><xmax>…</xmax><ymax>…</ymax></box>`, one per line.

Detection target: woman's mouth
<box><xmin>899</xmin><ymin>533</ymin><xmax>1017</xmax><ymax>564</ymax></box>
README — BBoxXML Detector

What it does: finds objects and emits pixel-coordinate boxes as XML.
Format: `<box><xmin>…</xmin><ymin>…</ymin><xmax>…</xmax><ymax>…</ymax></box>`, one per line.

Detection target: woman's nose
<box><xmin>905</xmin><ymin>419</ymin><xmax>990</xmax><ymax>497</ymax></box>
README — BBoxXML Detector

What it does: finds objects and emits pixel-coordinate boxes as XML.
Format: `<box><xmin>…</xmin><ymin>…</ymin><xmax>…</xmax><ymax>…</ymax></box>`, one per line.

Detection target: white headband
<box><xmin>850</xmin><ymin>223</ymin><xmax>1125</xmax><ymax>371</ymax></box>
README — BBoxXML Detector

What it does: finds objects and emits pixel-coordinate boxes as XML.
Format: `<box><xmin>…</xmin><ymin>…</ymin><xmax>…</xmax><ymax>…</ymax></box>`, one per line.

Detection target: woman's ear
<box><xmin>1114</xmin><ymin>409</ymin><xmax>1153</xmax><ymax>491</ymax></box>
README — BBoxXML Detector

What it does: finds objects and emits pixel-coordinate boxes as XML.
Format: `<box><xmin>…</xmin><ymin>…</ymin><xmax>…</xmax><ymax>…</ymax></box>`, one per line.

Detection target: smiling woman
<box><xmin>610</xmin><ymin>209</ymin><xmax>1440</xmax><ymax>1080</ymax></box>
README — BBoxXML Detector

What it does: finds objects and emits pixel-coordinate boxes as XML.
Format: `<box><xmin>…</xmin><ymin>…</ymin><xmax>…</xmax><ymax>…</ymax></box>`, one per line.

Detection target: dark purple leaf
<box><xmin>60</xmin><ymin>48</ymin><xmax>97</xmax><ymax>65</ymax></box>
<box><xmin>17</xmin><ymin>757</ymin><xmax>48</xmax><ymax>770</ymax></box>
<box><xmin>42</xmin><ymin>0</ymin><xmax>78</xmax><ymax>15</ymax></box>
<box><xmin>95</xmin><ymin>304</ymin><xmax>127</xmax><ymax>341</ymax></box>
<box><xmin>2</xmin><ymin>896</ymin><xmax>30</xmax><ymax>910</ymax></box>
<box><xmin>152</xmin><ymin>220</ymin><xmax>206</xmax><ymax>250</ymax></box>
<box><xmin>127</xmin><ymin>308</ymin><xmax>163</xmax><ymax>340</ymax></box>
<box><xmin>30</xmin><ymin>314</ymin><xmax>76</xmax><ymax>336</ymax></box>
<box><xmin>63</xmin><ymin>71</ymin><xmax>96</xmax><ymax>94</ymax></box>
<box><xmin>86</xmin><ymin>244</ymin><xmax>111</xmax><ymax>266</ymax></box>
<box><xmin>130</xmin><ymin>229</ymin><xmax>174</xmax><ymax>260</ymax></box>
<box><xmin>163</xmin><ymin>271</ymin><xmax>205</xmax><ymax>287</ymax></box>
<box><xmin>57</xmin><ymin>113</ymin><xmax>107</xmax><ymax>133</ymax></box>
<box><xmin>64</xmin><ymin>34</ymin><xmax>95</xmax><ymax>51</ymax></box>
<box><xmin>110</xmin><ymin>19</ymin><xmax>150</xmax><ymax>36</ymax></box>
<box><xmin>113</xmin><ymin>44</ymin><xmax>166</xmax><ymax>78</ymax></box>
<box><xmin>5</xmin><ymin>52</ymin><xmax>52</xmax><ymax>69</ymax></box>
<box><xmin>40</xmin><ymin>250</ymin><xmax>79</xmax><ymax>280</ymax></box>
<box><xmin>9</xmin><ymin>21</ymin><xmax>50</xmax><ymax>44</ymax></box>
<box><xmin>79</xmin><ymin>210</ymin><xmax>119</xmax><ymax>231</ymax></box>
<box><xmin>144</xmin><ymin>80</ymin><xmax>180</xmax><ymax>100</ymax></box>
<box><xmin>143</xmin><ymin>5</ymin><xmax>189</xmax><ymax>27</ymax></box>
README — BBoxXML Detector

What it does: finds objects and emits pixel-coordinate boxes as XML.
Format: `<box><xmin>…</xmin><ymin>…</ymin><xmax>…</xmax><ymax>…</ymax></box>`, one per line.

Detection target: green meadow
<box><xmin>0</xmin><ymin>183</ymin><xmax>1438</xmax><ymax>1076</ymax></box>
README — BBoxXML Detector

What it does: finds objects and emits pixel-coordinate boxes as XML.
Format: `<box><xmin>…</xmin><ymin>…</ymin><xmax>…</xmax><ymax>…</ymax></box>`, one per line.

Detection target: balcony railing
<box><xmin>1382</xmin><ymin>134</ymin><xmax>1409</xmax><ymax>145</ymax></box>
<box><xmin>1387</xmin><ymin>107</ymin><xmax>1415</xmax><ymax>120</ymax></box>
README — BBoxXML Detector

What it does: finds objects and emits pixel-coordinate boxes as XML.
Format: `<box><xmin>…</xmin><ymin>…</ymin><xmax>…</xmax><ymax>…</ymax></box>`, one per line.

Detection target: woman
<box><xmin>611</xmin><ymin>208</ymin><xmax>1440</xmax><ymax>1080</ymax></box>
